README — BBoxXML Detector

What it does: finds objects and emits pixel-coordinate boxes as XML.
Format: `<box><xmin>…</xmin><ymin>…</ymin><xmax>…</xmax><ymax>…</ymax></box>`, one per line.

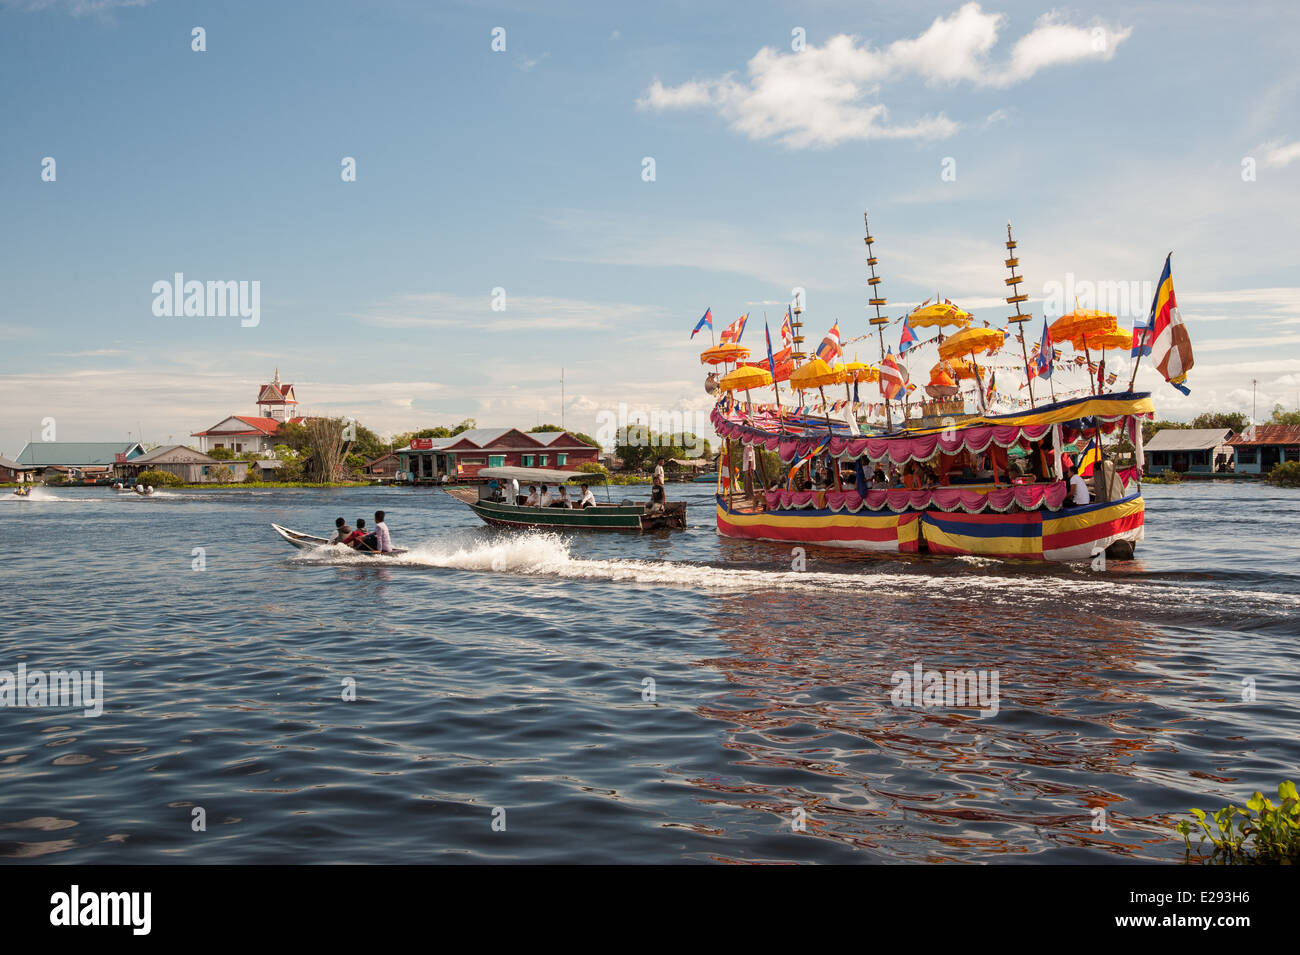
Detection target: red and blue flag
<box><xmin>691</xmin><ymin>308</ymin><xmax>712</xmax><ymax>339</ymax></box>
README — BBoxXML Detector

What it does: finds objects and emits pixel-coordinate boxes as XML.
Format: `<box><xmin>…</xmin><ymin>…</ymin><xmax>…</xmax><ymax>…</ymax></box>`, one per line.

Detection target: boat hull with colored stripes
<box><xmin>715</xmin><ymin>492</ymin><xmax>1143</xmax><ymax>562</ymax></box>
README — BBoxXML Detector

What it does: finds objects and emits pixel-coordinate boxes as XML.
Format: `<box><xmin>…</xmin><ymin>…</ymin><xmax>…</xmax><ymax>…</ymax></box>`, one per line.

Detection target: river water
<box><xmin>0</xmin><ymin>481</ymin><xmax>1296</xmax><ymax>863</ymax></box>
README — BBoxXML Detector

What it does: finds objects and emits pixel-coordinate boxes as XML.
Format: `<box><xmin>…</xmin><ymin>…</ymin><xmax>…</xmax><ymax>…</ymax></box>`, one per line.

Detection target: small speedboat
<box><xmin>133</xmin><ymin>485</ymin><xmax>155</xmax><ymax>496</ymax></box>
<box><xmin>12</xmin><ymin>486</ymin><xmax>31</xmax><ymax>497</ymax></box>
<box><xmin>111</xmin><ymin>483</ymin><xmax>131</xmax><ymax>492</ymax></box>
<box><xmin>271</xmin><ymin>523</ymin><xmax>407</xmax><ymax>556</ymax></box>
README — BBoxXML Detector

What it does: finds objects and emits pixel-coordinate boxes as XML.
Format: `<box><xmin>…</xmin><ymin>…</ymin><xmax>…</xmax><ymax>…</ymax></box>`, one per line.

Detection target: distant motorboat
<box><xmin>12</xmin><ymin>486</ymin><xmax>31</xmax><ymax>497</ymax></box>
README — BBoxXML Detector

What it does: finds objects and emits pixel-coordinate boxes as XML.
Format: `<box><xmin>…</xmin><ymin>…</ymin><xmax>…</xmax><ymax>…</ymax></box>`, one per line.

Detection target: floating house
<box><xmin>1227</xmin><ymin>424</ymin><xmax>1300</xmax><ymax>475</ymax></box>
<box><xmin>115</xmin><ymin>445</ymin><xmax>250</xmax><ymax>483</ymax></box>
<box><xmin>396</xmin><ymin>429</ymin><xmax>599</xmax><ymax>484</ymax></box>
<box><xmin>1143</xmin><ymin>428</ymin><xmax>1235</xmax><ymax>475</ymax></box>
<box><xmin>365</xmin><ymin>452</ymin><xmax>399</xmax><ymax>480</ymax></box>
<box><xmin>14</xmin><ymin>441</ymin><xmax>146</xmax><ymax>482</ymax></box>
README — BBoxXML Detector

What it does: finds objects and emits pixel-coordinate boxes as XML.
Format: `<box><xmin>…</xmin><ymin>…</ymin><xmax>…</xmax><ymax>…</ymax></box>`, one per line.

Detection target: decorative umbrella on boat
<box><xmin>789</xmin><ymin>358</ymin><xmax>842</xmax><ymax>433</ymax></box>
<box><xmin>1070</xmin><ymin>327</ymin><xmax>1131</xmax><ymax>395</ymax></box>
<box><xmin>925</xmin><ymin>365</ymin><xmax>960</xmax><ymax>399</ymax></box>
<box><xmin>700</xmin><ymin>343</ymin><xmax>751</xmax><ymax>366</ymax></box>
<box><xmin>718</xmin><ymin>365</ymin><xmax>774</xmax><ymax>414</ymax></box>
<box><xmin>938</xmin><ymin>326</ymin><xmax>1004</xmax><ymax>412</ymax></box>
<box><xmin>1049</xmin><ymin>309</ymin><xmax>1116</xmax><ymax>344</ymax></box>
<box><xmin>908</xmin><ymin>300</ymin><xmax>973</xmax><ymax>340</ymax></box>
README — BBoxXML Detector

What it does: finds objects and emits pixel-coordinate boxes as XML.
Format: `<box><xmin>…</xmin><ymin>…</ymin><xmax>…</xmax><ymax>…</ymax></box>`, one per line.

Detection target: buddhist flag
<box><xmin>1077</xmin><ymin>438</ymin><xmax>1102</xmax><ymax>478</ymax></box>
<box><xmin>880</xmin><ymin>348</ymin><xmax>906</xmax><ymax>400</ymax></box>
<box><xmin>720</xmin><ymin>313</ymin><xmax>749</xmax><ymax>344</ymax></box>
<box><xmin>779</xmin><ymin>306</ymin><xmax>793</xmax><ymax>346</ymax></box>
<box><xmin>1148</xmin><ymin>253</ymin><xmax>1193</xmax><ymax>394</ymax></box>
<box><xmin>691</xmin><ymin>308</ymin><xmax>712</xmax><ymax>339</ymax></box>
<box><xmin>899</xmin><ymin>313</ymin><xmax>918</xmax><ymax>354</ymax></box>
<box><xmin>985</xmin><ymin>370</ymin><xmax>997</xmax><ymax>403</ymax></box>
<box><xmin>815</xmin><ymin>322</ymin><xmax>842</xmax><ymax>361</ymax></box>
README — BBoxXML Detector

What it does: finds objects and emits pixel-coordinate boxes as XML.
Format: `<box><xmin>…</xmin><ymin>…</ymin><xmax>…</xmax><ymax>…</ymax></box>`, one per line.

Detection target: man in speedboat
<box><xmin>370</xmin><ymin>510</ymin><xmax>394</xmax><ymax>554</ymax></box>
<box><xmin>537</xmin><ymin>484</ymin><xmax>553</xmax><ymax>508</ymax></box>
<box><xmin>579</xmin><ymin>484</ymin><xmax>597</xmax><ymax>509</ymax></box>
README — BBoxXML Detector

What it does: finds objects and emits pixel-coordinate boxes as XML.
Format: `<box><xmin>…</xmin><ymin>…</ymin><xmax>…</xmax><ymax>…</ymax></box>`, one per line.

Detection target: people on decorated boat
<box><xmin>1068</xmin><ymin>466</ymin><xmax>1091</xmax><ymax>506</ymax></box>
<box><xmin>870</xmin><ymin>467</ymin><xmax>888</xmax><ymax>489</ymax></box>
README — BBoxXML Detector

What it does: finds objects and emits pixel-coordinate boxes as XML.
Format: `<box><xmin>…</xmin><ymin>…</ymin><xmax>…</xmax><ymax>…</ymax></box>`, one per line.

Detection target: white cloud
<box><xmin>2</xmin><ymin>0</ymin><xmax>154</xmax><ymax>15</ymax></box>
<box><xmin>638</xmin><ymin>4</ymin><xmax>1130</xmax><ymax>148</ymax></box>
<box><xmin>354</xmin><ymin>292</ymin><xmax>667</xmax><ymax>333</ymax></box>
<box><xmin>1262</xmin><ymin>141</ymin><xmax>1300</xmax><ymax>168</ymax></box>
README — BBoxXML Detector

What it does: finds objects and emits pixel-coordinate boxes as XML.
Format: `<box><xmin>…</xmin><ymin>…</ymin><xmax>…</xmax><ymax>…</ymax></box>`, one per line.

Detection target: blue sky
<box><xmin>1</xmin><ymin>0</ymin><xmax>1298</xmax><ymax>453</ymax></box>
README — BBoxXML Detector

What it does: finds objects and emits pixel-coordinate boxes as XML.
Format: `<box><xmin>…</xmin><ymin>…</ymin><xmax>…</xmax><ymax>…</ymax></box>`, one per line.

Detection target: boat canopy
<box><xmin>475</xmin><ymin>466</ymin><xmax>604</xmax><ymax>484</ymax></box>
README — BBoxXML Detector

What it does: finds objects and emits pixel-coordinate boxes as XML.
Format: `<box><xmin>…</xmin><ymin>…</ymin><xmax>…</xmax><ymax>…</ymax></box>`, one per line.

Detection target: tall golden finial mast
<box><xmin>864</xmin><ymin>210</ymin><xmax>893</xmax><ymax>430</ymax></box>
<box><xmin>1004</xmin><ymin>223</ymin><xmax>1035</xmax><ymax>405</ymax></box>
<box><xmin>790</xmin><ymin>290</ymin><xmax>806</xmax><ymax>364</ymax></box>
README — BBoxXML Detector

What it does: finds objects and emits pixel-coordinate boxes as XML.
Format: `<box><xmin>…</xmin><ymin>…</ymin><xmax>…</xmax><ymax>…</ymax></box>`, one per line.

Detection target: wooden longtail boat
<box><xmin>444</xmin><ymin>466</ymin><xmax>686</xmax><ymax>532</ymax></box>
<box><xmin>271</xmin><ymin>522</ymin><xmax>408</xmax><ymax>556</ymax></box>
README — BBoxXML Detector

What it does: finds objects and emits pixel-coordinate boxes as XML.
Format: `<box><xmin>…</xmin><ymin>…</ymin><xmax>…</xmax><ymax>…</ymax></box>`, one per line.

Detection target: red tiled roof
<box><xmin>192</xmin><ymin>415</ymin><xmax>303</xmax><ymax>437</ymax></box>
<box><xmin>1227</xmin><ymin>424</ymin><xmax>1300</xmax><ymax>446</ymax></box>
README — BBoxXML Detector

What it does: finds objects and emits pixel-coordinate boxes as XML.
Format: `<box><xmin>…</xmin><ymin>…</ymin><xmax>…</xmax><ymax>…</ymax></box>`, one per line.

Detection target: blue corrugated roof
<box><xmin>15</xmin><ymin>442</ymin><xmax>145</xmax><ymax>466</ymax></box>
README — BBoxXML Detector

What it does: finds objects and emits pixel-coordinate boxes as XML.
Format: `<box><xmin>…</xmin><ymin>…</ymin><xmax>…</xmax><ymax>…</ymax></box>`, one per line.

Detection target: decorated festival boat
<box><xmin>699</xmin><ymin>213</ymin><xmax>1192</xmax><ymax>562</ymax></box>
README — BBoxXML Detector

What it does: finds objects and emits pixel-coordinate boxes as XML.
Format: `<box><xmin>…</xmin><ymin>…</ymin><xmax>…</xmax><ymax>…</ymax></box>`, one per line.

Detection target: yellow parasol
<box><xmin>789</xmin><ymin>358</ymin><xmax>843</xmax><ymax>433</ymax></box>
<box><xmin>1070</xmin><ymin>326</ymin><xmax>1131</xmax><ymax>395</ymax></box>
<box><xmin>1049</xmin><ymin>309</ymin><xmax>1117</xmax><ymax>344</ymax></box>
<box><xmin>908</xmin><ymin>300</ymin><xmax>973</xmax><ymax>331</ymax></box>
<box><xmin>937</xmin><ymin>326</ymin><xmax>1003</xmax><ymax>412</ymax></box>
<box><xmin>718</xmin><ymin>364</ymin><xmax>774</xmax><ymax>417</ymax></box>
<box><xmin>700</xmin><ymin>343</ymin><xmax>751</xmax><ymax>366</ymax></box>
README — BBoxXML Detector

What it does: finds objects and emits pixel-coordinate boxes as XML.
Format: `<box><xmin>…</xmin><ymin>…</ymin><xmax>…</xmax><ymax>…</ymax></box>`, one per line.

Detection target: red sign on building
<box><xmin>115</xmin><ymin>453</ymin><xmax>127</xmax><ymax>463</ymax></box>
<box><xmin>410</xmin><ymin>438</ymin><xmax>434</xmax><ymax>450</ymax></box>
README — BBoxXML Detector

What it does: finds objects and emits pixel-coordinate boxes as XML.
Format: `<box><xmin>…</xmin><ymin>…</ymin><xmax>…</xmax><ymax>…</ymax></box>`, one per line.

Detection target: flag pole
<box><xmin>864</xmin><ymin>210</ymin><xmax>893</xmax><ymax>430</ymax></box>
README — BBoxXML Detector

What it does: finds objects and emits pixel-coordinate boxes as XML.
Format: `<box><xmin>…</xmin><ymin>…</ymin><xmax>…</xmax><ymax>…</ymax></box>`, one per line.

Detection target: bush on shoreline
<box><xmin>135</xmin><ymin>469</ymin><xmax>183</xmax><ymax>487</ymax></box>
<box><xmin>1266</xmin><ymin>461</ymin><xmax>1300</xmax><ymax>487</ymax></box>
<box><xmin>1176</xmin><ymin>780</ymin><xmax>1300</xmax><ymax>864</ymax></box>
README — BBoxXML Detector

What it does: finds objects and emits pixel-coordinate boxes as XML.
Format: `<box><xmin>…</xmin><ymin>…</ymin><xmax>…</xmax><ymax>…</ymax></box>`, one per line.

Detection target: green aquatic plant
<box><xmin>1176</xmin><ymin>780</ymin><xmax>1300</xmax><ymax>864</ymax></box>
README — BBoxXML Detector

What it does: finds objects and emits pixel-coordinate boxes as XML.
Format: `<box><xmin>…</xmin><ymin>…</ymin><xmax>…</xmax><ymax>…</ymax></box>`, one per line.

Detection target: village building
<box><xmin>0</xmin><ymin>454</ymin><xmax>39</xmax><ymax>483</ymax></box>
<box><xmin>395</xmin><ymin>428</ymin><xmax>599</xmax><ymax>484</ymax></box>
<box><xmin>1227</xmin><ymin>424</ymin><xmax>1300</xmax><ymax>475</ymax></box>
<box><xmin>192</xmin><ymin>369</ymin><xmax>305</xmax><ymax>455</ymax></box>
<box><xmin>13</xmin><ymin>441</ymin><xmax>146</xmax><ymax>483</ymax></box>
<box><xmin>1143</xmin><ymin>428</ymin><xmax>1235</xmax><ymax>475</ymax></box>
<box><xmin>365</xmin><ymin>452</ymin><xmax>399</xmax><ymax>481</ymax></box>
<box><xmin>114</xmin><ymin>445</ymin><xmax>251</xmax><ymax>484</ymax></box>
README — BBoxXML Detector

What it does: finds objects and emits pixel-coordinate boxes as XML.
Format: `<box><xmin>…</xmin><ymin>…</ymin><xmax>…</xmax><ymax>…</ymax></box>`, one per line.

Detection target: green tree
<box><xmin>208</xmin><ymin>446</ymin><xmax>236</xmax><ymax>460</ymax></box>
<box><xmin>272</xmin><ymin>444</ymin><xmax>304</xmax><ymax>482</ymax></box>
<box><xmin>136</xmin><ymin>468</ymin><xmax>183</xmax><ymax>487</ymax></box>
<box><xmin>1191</xmin><ymin>411</ymin><xmax>1249</xmax><ymax>432</ymax></box>
<box><xmin>1270</xmin><ymin>404</ymin><xmax>1300</xmax><ymax>426</ymax></box>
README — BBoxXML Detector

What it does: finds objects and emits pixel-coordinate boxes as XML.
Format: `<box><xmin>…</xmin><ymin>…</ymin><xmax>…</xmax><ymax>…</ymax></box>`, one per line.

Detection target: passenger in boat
<box><xmin>870</xmin><ymin>467</ymin><xmax>888</xmax><ymax>490</ymax></box>
<box><xmin>650</xmin><ymin>458</ymin><xmax>667</xmax><ymax>510</ymax></box>
<box><xmin>1068</xmin><ymin>466</ymin><xmax>1091</xmax><ymax>506</ymax></box>
<box><xmin>538</xmin><ymin>484</ymin><xmax>553</xmax><ymax>507</ymax></box>
<box><xmin>579</xmin><ymin>485</ymin><xmax>597</xmax><ymax>509</ymax></box>
<box><xmin>901</xmin><ymin>462</ymin><xmax>917</xmax><ymax>489</ymax></box>
<box><xmin>372</xmin><ymin>510</ymin><xmax>393</xmax><ymax>553</ymax></box>
<box><xmin>508</xmin><ymin>476</ymin><xmax>520</xmax><ymax>504</ymax></box>
<box><xmin>553</xmin><ymin>487</ymin><xmax>572</xmax><ymax>508</ymax></box>
<box><xmin>329</xmin><ymin>517</ymin><xmax>353</xmax><ymax>544</ymax></box>
<box><xmin>524</xmin><ymin>485</ymin><xmax>539</xmax><ymax>507</ymax></box>
<box><xmin>487</xmin><ymin>479</ymin><xmax>503</xmax><ymax>502</ymax></box>
<box><xmin>342</xmin><ymin>518</ymin><xmax>372</xmax><ymax>550</ymax></box>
